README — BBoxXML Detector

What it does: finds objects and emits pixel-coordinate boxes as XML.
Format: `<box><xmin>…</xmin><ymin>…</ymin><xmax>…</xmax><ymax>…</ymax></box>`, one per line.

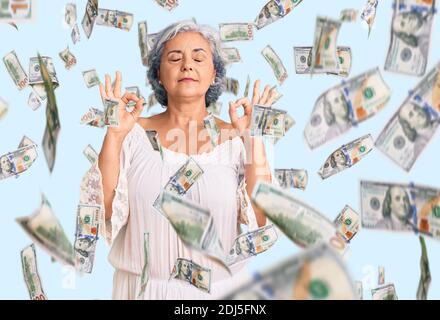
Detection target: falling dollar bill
<box><xmin>223</xmin><ymin>243</ymin><xmax>355</xmax><ymax>300</ymax></box>
<box><xmin>269</xmin><ymin>85</ymin><xmax>283</xmax><ymax>105</ymax></box>
<box><xmin>274</xmin><ymin>169</ymin><xmax>308</xmax><ymax>190</ymax></box>
<box><xmin>304</xmin><ymin>67</ymin><xmax>391</xmax><ymax>149</ymax></box>
<box><xmin>71</xmin><ymin>23</ymin><xmax>80</xmax><ymax>44</ymax></box>
<box><xmin>355</xmin><ymin>281</ymin><xmax>363</xmax><ymax>300</ymax></box>
<box><xmin>203</xmin><ymin>113</ymin><xmax>220</xmax><ymax>147</ymax></box>
<box><xmin>243</xmin><ymin>75</ymin><xmax>251</xmax><ymax>98</ymax></box>
<box><xmin>0</xmin><ymin>137</ymin><xmax>37</xmax><ymax>181</ymax></box>
<box><xmin>154</xmin><ymin>0</ymin><xmax>179</xmax><ymax>11</ymax></box>
<box><xmin>222</xmin><ymin>47</ymin><xmax>242</xmax><ymax>64</ymax></box>
<box><xmin>65</xmin><ymin>3</ymin><xmax>77</xmax><ymax>28</ymax></box>
<box><xmin>261</xmin><ymin>45</ymin><xmax>288</xmax><ymax>85</ymax></box>
<box><xmin>138</xmin><ymin>21</ymin><xmax>148</xmax><ymax>66</ymax></box>
<box><xmin>340</xmin><ymin>9</ymin><xmax>358</xmax><ymax>22</ymax></box>
<box><xmin>80</xmin><ymin>107</ymin><xmax>105</xmax><ymax>128</ymax></box>
<box><xmin>58</xmin><ymin>47</ymin><xmax>76</xmax><ymax>70</ymax></box>
<box><xmin>361</xmin><ymin>0</ymin><xmax>378</xmax><ymax>37</ymax></box>
<box><xmin>29</xmin><ymin>56</ymin><xmax>58</xmax><ymax>87</ymax></box>
<box><xmin>147</xmin><ymin>92</ymin><xmax>158</xmax><ymax>112</ymax></box>
<box><xmin>103</xmin><ymin>99</ymin><xmax>119</xmax><ymax>127</ymax></box>
<box><xmin>145</xmin><ymin>130</ymin><xmax>163</xmax><ymax>159</ymax></box>
<box><xmin>138</xmin><ymin>232</ymin><xmax>150</xmax><ymax>298</ymax></box>
<box><xmin>223</xmin><ymin>77</ymin><xmax>239</xmax><ymax>95</ymax></box>
<box><xmin>251</xmin><ymin>181</ymin><xmax>348</xmax><ymax>255</ymax></box>
<box><xmin>74</xmin><ymin>205</ymin><xmax>99</xmax><ymax>273</ymax></box>
<box><xmin>83</xmin><ymin>144</ymin><xmax>98</xmax><ymax>165</ymax></box>
<box><xmin>28</xmin><ymin>91</ymin><xmax>41</xmax><ymax>111</ymax></box>
<box><xmin>153</xmin><ymin>157</ymin><xmax>204</xmax><ymax>216</ymax></box>
<box><xmin>371</xmin><ymin>283</ymin><xmax>398</xmax><ymax>300</ymax></box>
<box><xmin>254</xmin><ymin>0</ymin><xmax>304</xmax><ymax>30</ymax></box>
<box><xmin>311</xmin><ymin>17</ymin><xmax>342</xmax><ymax>75</ymax></box>
<box><xmin>20</xmin><ymin>244</ymin><xmax>47</xmax><ymax>300</ymax></box>
<box><xmin>170</xmin><ymin>258</ymin><xmax>211</xmax><ymax>293</ymax></box>
<box><xmin>207</xmin><ymin>101</ymin><xmax>222</xmax><ymax>116</ymax></box>
<box><xmin>226</xmin><ymin>225</ymin><xmax>278</xmax><ymax>266</ymax></box>
<box><xmin>0</xmin><ymin>0</ymin><xmax>34</xmax><ymax>22</ymax></box>
<box><xmin>81</xmin><ymin>0</ymin><xmax>98</xmax><ymax>39</ymax></box>
<box><xmin>159</xmin><ymin>191</ymin><xmax>229</xmax><ymax>271</ymax></box>
<box><xmin>82</xmin><ymin>69</ymin><xmax>100</xmax><ymax>88</ymax></box>
<box><xmin>38</xmin><ymin>53</ymin><xmax>60</xmax><ymax>173</ymax></box>
<box><xmin>376</xmin><ymin>62</ymin><xmax>440</xmax><ymax>171</ymax></box>
<box><xmin>417</xmin><ymin>235</ymin><xmax>431</xmax><ymax>300</ymax></box>
<box><xmin>378</xmin><ymin>266</ymin><xmax>385</xmax><ymax>285</ymax></box>
<box><xmin>147</xmin><ymin>32</ymin><xmax>159</xmax><ymax>52</ymax></box>
<box><xmin>384</xmin><ymin>0</ymin><xmax>435</xmax><ymax>76</ymax></box>
<box><xmin>3</xmin><ymin>50</ymin><xmax>29</xmax><ymax>90</ymax></box>
<box><xmin>294</xmin><ymin>46</ymin><xmax>352</xmax><ymax>77</ymax></box>
<box><xmin>0</xmin><ymin>97</ymin><xmax>8</xmax><ymax>119</ymax></box>
<box><xmin>96</xmin><ymin>8</ymin><xmax>133</xmax><ymax>31</ymax></box>
<box><xmin>273</xmin><ymin>112</ymin><xmax>295</xmax><ymax>144</ymax></box>
<box><xmin>333</xmin><ymin>205</ymin><xmax>360</xmax><ymax>242</ymax></box>
<box><xmin>16</xmin><ymin>194</ymin><xmax>75</xmax><ymax>266</ymax></box>
<box><xmin>219</xmin><ymin>23</ymin><xmax>253</xmax><ymax>42</ymax></box>
<box><xmin>360</xmin><ymin>180</ymin><xmax>440</xmax><ymax>239</ymax></box>
<box><xmin>251</xmin><ymin>104</ymin><xmax>287</xmax><ymax>138</ymax></box>
<box><xmin>318</xmin><ymin>134</ymin><xmax>374</xmax><ymax>179</ymax></box>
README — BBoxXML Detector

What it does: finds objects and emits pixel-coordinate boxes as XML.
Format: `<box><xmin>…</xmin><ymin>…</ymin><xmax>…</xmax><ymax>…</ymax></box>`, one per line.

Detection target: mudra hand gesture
<box><xmin>99</xmin><ymin>71</ymin><xmax>145</xmax><ymax>136</ymax></box>
<box><xmin>228</xmin><ymin>80</ymin><xmax>276</xmax><ymax>136</ymax></box>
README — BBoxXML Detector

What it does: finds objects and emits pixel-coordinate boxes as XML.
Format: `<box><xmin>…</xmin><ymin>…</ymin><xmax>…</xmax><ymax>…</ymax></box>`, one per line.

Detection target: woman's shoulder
<box><xmin>137</xmin><ymin>113</ymin><xmax>165</xmax><ymax>131</ymax></box>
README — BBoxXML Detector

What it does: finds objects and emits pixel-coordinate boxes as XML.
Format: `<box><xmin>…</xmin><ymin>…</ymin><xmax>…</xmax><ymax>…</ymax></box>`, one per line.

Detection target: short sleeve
<box><xmin>105</xmin><ymin>125</ymin><xmax>141</xmax><ymax>245</ymax></box>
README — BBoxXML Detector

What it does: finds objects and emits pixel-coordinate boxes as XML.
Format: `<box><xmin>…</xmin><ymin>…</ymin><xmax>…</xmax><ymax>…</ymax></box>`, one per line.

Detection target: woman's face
<box><xmin>393</xmin><ymin>12</ymin><xmax>422</xmax><ymax>35</ymax></box>
<box><xmin>159</xmin><ymin>31</ymin><xmax>216</xmax><ymax>104</ymax></box>
<box><xmin>389</xmin><ymin>187</ymin><xmax>410</xmax><ymax>219</ymax></box>
<box><xmin>399</xmin><ymin>103</ymin><xmax>429</xmax><ymax>130</ymax></box>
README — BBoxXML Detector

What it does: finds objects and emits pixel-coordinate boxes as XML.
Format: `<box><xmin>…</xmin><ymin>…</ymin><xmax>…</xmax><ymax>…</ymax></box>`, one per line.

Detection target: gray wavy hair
<box><xmin>147</xmin><ymin>19</ymin><xmax>226</xmax><ymax>107</ymax></box>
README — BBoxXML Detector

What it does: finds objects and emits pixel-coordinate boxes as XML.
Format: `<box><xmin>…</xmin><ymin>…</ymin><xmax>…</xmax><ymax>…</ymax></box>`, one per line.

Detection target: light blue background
<box><xmin>0</xmin><ymin>0</ymin><xmax>439</xmax><ymax>300</ymax></box>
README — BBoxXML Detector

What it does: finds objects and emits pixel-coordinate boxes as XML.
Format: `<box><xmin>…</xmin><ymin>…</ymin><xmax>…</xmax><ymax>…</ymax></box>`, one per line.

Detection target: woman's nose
<box><xmin>180</xmin><ymin>57</ymin><xmax>193</xmax><ymax>71</ymax></box>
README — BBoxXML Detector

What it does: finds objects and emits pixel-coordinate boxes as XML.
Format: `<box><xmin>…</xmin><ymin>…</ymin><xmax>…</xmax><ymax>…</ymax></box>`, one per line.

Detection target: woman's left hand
<box><xmin>229</xmin><ymin>80</ymin><xmax>275</xmax><ymax>135</ymax></box>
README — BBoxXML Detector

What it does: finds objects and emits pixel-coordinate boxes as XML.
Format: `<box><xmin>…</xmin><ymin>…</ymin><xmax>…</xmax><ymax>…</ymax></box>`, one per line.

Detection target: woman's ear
<box><xmin>157</xmin><ymin>70</ymin><xmax>162</xmax><ymax>85</ymax></box>
<box><xmin>211</xmin><ymin>71</ymin><xmax>216</xmax><ymax>85</ymax></box>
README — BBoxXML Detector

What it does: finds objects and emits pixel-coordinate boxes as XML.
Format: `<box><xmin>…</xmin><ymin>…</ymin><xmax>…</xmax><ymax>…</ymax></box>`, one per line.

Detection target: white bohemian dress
<box><xmin>105</xmin><ymin>122</ymin><xmax>260</xmax><ymax>299</ymax></box>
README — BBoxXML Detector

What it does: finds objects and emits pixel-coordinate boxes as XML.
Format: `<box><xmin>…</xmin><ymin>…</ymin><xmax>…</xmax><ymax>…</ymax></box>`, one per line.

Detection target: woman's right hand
<box><xmin>99</xmin><ymin>71</ymin><xmax>145</xmax><ymax>137</ymax></box>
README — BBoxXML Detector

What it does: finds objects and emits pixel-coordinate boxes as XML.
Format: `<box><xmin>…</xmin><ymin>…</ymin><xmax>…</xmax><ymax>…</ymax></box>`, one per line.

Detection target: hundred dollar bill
<box><xmin>273</xmin><ymin>112</ymin><xmax>295</xmax><ymax>144</ymax></box>
<box><xmin>81</xmin><ymin>0</ymin><xmax>98</xmax><ymax>39</ymax></box>
<box><xmin>243</xmin><ymin>75</ymin><xmax>251</xmax><ymax>98</ymax></box>
<box><xmin>58</xmin><ymin>47</ymin><xmax>76</xmax><ymax>70</ymax></box>
<box><xmin>295</xmin><ymin>46</ymin><xmax>352</xmax><ymax>77</ymax></box>
<box><xmin>16</xmin><ymin>194</ymin><xmax>75</xmax><ymax>266</ymax></box>
<box><xmin>361</xmin><ymin>0</ymin><xmax>378</xmax><ymax>37</ymax></box>
<box><xmin>254</xmin><ymin>0</ymin><xmax>304</xmax><ymax>30</ymax></box>
<box><xmin>223</xmin><ymin>243</ymin><xmax>355</xmax><ymax>300</ymax></box>
<box><xmin>65</xmin><ymin>3</ymin><xmax>77</xmax><ymax>28</ymax></box>
<box><xmin>154</xmin><ymin>0</ymin><xmax>178</xmax><ymax>11</ymax></box>
<box><xmin>74</xmin><ymin>205</ymin><xmax>99</xmax><ymax>273</ymax></box>
<box><xmin>269</xmin><ymin>85</ymin><xmax>283</xmax><ymax>105</ymax></box>
<box><xmin>376</xmin><ymin>63</ymin><xmax>440</xmax><ymax>171</ymax></box>
<box><xmin>29</xmin><ymin>56</ymin><xmax>58</xmax><ymax>87</ymax></box>
<box><xmin>355</xmin><ymin>281</ymin><xmax>363</xmax><ymax>300</ymax></box>
<box><xmin>0</xmin><ymin>97</ymin><xmax>8</xmax><ymax>119</ymax></box>
<box><xmin>222</xmin><ymin>47</ymin><xmax>242</xmax><ymax>64</ymax></box>
<box><xmin>340</xmin><ymin>9</ymin><xmax>358</xmax><ymax>22</ymax></box>
<box><xmin>384</xmin><ymin>0</ymin><xmax>435</xmax><ymax>76</ymax></box>
<box><xmin>83</xmin><ymin>144</ymin><xmax>98</xmax><ymax>165</ymax></box>
<box><xmin>206</xmin><ymin>101</ymin><xmax>222</xmax><ymax>116</ymax></box>
<box><xmin>18</xmin><ymin>135</ymin><xmax>36</xmax><ymax>148</ymax></box>
<box><xmin>226</xmin><ymin>225</ymin><xmax>278</xmax><ymax>266</ymax></box>
<box><xmin>147</xmin><ymin>92</ymin><xmax>158</xmax><ymax>112</ymax></box>
<box><xmin>417</xmin><ymin>235</ymin><xmax>431</xmax><ymax>300</ymax></box>
<box><xmin>20</xmin><ymin>244</ymin><xmax>47</xmax><ymax>300</ymax></box>
<box><xmin>371</xmin><ymin>283</ymin><xmax>398</xmax><ymax>300</ymax></box>
<box><xmin>304</xmin><ymin>67</ymin><xmax>391</xmax><ymax>149</ymax></box>
<box><xmin>3</xmin><ymin>50</ymin><xmax>29</xmax><ymax>90</ymax></box>
<box><xmin>334</xmin><ymin>205</ymin><xmax>360</xmax><ymax>242</ymax></box>
<box><xmin>0</xmin><ymin>140</ymin><xmax>37</xmax><ymax>181</ymax></box>
<box><xmin>103</xmin><ymin>99</ymin><xmax>119</xmax><ymax>127</ymax></box>
<box><xmin>145</xmin><ymin>130</ymin><xmax>163</xmax><ymax>160</ymax></box>
<box><xmin>224</xmin><ymin>77</ymin><xmax>239</xmax><ymax>96</ymax></box>
<box><xmin>28</xmin><ymin>91</ymin><xmax>42</xmax><ymax>110</ymax></box>
<box><xmin>0</xmin><ymin>0</ymin><xmax>34</xmax><ymax>22</ymax></box>
<box><xmin>71</xmin><ymin>23</ymin><xmax>80</xmax><ymax>44</ymax></box>
<box><xmin>153</xmin><ymin>157</ymin><xmax>204</xmax><ymax>216</ymax></box>
<box><xmin>378</xmin><ymin>266</ymin><xmax>385</xmax><ymax>285</ymax></box>
<box><xmin>250</xmin><ymin>104</ymin><xmax>287</xmax><ymax>138</ymax></box>
<box><xmin>82</xmin><ymin>69</ymin><xmax>100</xmax><ymax>88</ymax></box>
<box><xmin>138</xmin><ymin>232</ymin><xmax>150</xmax><ymax>298</ymax></box>
<box><xmin>203</xmin><ymin>113</ymin><xmax>220</xmax><ymax>147</ymax></box>
<box><xmin>96</xmin><ymin>9</ymin><xmax>133</xmax><ymax>31</ymax></box>
<box><xmin>79</xmin><ymin>164</ymin><xmax>104</xmax><ymax>213</ymax></box>
<box><xmin>219</xmin><ymin>23</ymin><xmax>253</xmax><ymax>42</ymax></box>
<box><xmin>318</xmin><ymin>134</ymin><xmax>374</xmax><ymax>179</ymax></box>
<box><xmin>360</xmin><ymin>180</ymin><xmax>440</xmax><ymax>239</ymax></box>
<box><xmin>138</xmin><ymin>21</ymin><xmax>148</xmax><ymax>66</ymax></box>
<box><xmin>236</xmin><ymin>174</ymin><xmax>250</xmax><ymax>226</ymax></box>
<box><xmin>311</xmin><ymin>17</ymin><xmax>341</xmax><ymax>75</ymax></box>
<box><xmin>170</xmin><ymin>258</ymin><xmax>211</xmax><ymax>293</ymax></box>
<box><xmin>147</xmin><ymin>32</ymin><xmax>159</xmax><ymax>52</ymax></box>
<box><xmin>38</xmin><ymin>53</ymin><xmax>60</xmax><ymax>173</ymax></box>
<box><xmin>80</xmin><ymin>107</ymin><xmax>105</xmax><ymax>128</ymax></box>
<box><xmin>159</xmin><ymin>191</ymin><xmax>228</xmax><ymax>270</ymax></box>
<box><xmin>251</xmin><ymin>181</ymin><xmax>348</xmax><ymax>255</ymax></box>
<box><xmin>262</xmin><ymin>45</ymin><xmax>288</xmax><ymax>85</ymax></box>
<box><xmin>274</xmin><ymin>169</ymin><xmax>308</xmax><ymax>190</ymax></box>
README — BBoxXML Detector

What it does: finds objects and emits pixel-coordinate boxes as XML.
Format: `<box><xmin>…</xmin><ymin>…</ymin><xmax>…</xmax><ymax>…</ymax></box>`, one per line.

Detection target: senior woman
<box><xmin>98</xmin><ymin>20</ymin><xmax>275</xmax><ymax>299</ymax></box>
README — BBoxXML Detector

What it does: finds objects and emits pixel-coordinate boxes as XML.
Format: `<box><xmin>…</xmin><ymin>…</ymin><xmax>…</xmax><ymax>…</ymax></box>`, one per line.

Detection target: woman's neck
<box><xmin>164</xmin><ymin>96</ymin><xmax>208</xmax><ymax>128</ymax></box>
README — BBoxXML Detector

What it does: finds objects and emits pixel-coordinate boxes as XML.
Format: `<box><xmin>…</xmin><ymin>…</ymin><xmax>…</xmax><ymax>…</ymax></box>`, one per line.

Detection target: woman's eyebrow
<box><xmin>192</xmin><ymin>48</ymin><xmax>207</xmax><ymax>53</ymax></box>
<box><xmin>167</xmin><ymin>50</ymin><xmax>183</xmax><ymax>55</ymax></box>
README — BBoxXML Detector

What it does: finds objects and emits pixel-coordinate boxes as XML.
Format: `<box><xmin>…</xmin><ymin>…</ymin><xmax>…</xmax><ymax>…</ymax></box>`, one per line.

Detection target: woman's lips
<box><xmin>178</xmin><ymin>78</ymin><xmax>197</xmax><ymax>82</ymax></box>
